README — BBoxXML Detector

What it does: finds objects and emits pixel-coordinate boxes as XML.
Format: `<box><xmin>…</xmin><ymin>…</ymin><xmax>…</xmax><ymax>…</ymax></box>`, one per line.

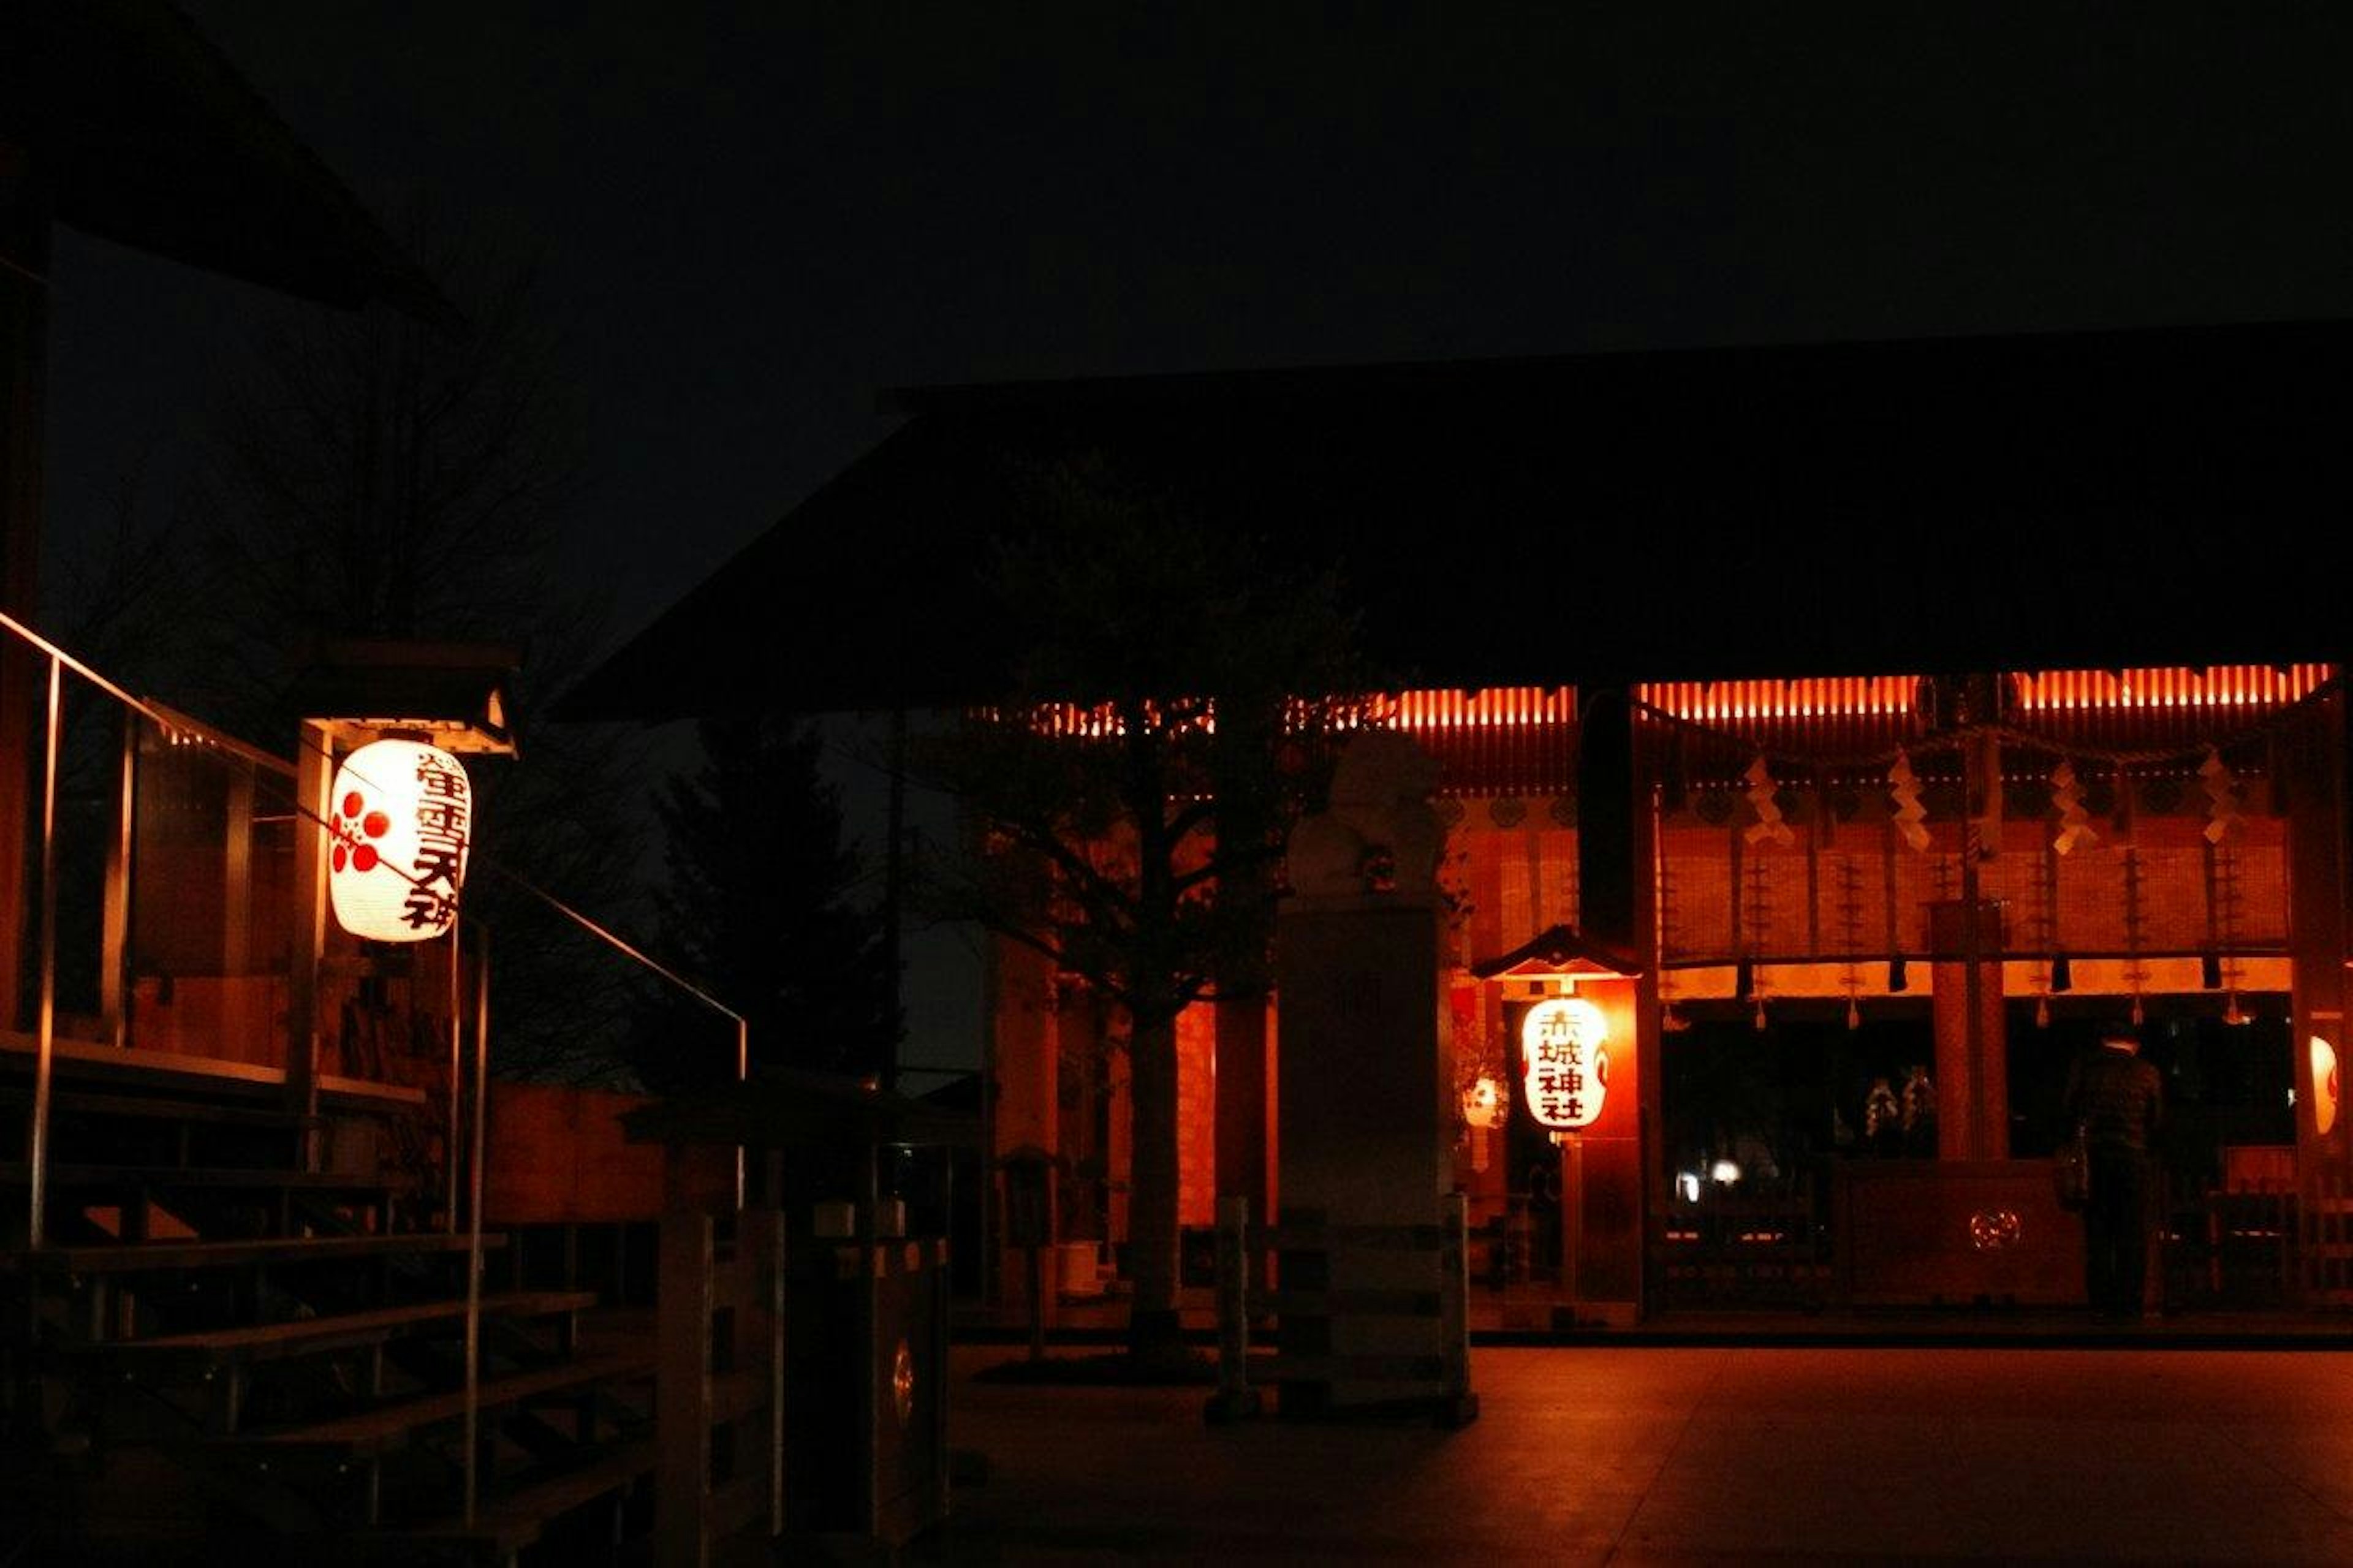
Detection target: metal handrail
<box><xmin>0</xmin><ymin>608</ymin><xmax>291</xmax><ymax>777</ymax></box>
<box><xmin>2</xmin><ymin>610</ymin><xmax>309</xmax><ymax>1249</ymax></box>
<box><xmin>1</xmin><ymin>609</ymin><xmax>752</xmax><ymax>1529</ymax></box>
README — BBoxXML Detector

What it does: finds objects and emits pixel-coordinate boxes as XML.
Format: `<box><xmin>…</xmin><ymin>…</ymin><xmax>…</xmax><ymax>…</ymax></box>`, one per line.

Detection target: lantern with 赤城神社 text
<box><xmin>1520</xmin><ymin>995</ymin><xmax>1609</xmax><ymax>1132</ymax></box>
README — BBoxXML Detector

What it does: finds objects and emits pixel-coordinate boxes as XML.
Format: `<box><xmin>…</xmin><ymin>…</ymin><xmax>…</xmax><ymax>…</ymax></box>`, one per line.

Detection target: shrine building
<box><xmin>564</xmin><ymin>318</ymin><xmax>2353</xmax><ymax>1324</ymax></box>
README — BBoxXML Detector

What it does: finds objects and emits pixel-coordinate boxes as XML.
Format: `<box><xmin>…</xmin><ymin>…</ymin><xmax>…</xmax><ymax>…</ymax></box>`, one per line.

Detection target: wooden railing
<box><xmin>1659</xmin><ymin>1172</ymin><xmax>1832</xmax><ymax>1308</ymax></box>
<box><xmin>2296</xmin><ymin>1172</ymin><xmax>2353</xmax><ymax>1306</ymax></box>
<box><xmin>658</xmin><ymin>1208</ymin><xmax>785</xmax><ymax>1562</ymax></box>
<box><xmin>1207</xmin><ymin>1194</ymin><xmax>1476</xmax><ymax>1427</ymax></box>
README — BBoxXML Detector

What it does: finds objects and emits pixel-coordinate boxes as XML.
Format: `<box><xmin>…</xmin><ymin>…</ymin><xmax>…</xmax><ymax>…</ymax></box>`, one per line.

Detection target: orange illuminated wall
<box><xmin>1013</xmin><ymin>668</ymin><xmax>2331</xmax><ymax>795</ymax></box>
<box><xmin>1635</xmin><ymin>665</ymin><xmax>2333</xmax><ymax>755</ymax></box>
<box><xmin>1010</xmin><ymin>686</ymin><xmax>1578</xmax><ymax>799</ymax></box>
<box><xmin>996</xmin><ymin>662</ymin><xmax>2338</xmax><ymax>1279</ymax></box>
<box><xmin>1177</xmin><ymin>1002</ymin><xmax>1216</xmax><ymax>1228</ymax></box>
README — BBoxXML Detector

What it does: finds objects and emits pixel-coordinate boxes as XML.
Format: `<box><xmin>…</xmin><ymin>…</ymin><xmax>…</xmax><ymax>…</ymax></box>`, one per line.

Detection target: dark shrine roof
<box><xmin>558</xmin><ymin>317</ymin><xmax>2353</xmax><ymax>724</ymax></box>
<box><xmin>618</xmin><ymin>1069</ymin><xmax>981</xmax><ymax>1149</ymax></box>
<box><xmin>7</xmin><ymin>0</ymin><xmax>457</xmax><ymax>330</ymax></box>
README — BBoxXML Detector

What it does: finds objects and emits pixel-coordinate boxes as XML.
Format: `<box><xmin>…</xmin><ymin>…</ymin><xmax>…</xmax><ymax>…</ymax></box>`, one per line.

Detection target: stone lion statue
<box><xmin>1286</xmin><ymin>729</ymin><xmax>1444</xmax><ymax>901</ymax></box>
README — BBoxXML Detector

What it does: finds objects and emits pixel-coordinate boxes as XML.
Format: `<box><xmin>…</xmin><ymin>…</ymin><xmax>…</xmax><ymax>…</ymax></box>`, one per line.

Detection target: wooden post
<box><xmin>1203</xmin><ymin>1195</ymin><xmax>1259</xmax><ymax>1422</ymax></box>
<box><xmin>1577</xmin><ymin>682</ymin><xmax>1637</xmax><ymax>953</ymax></box>
<box><xmin>1025</xmin><ymin>1241</ymin><xmax>1045</xmax><ymax>1363</ymax></box>
<box><xmin>1930</xmin><ymin>898</ymin><xmax>2007</xmax><ymax>1161</ymax></box>
<box><xmin>445</xmin><ymin>913</ymin><xmax>462</xmax><ymax>1234</ymax></box>
<box><xmin>1438</xmin><ymin>1191</ymin><xmax>1479</xmax><ymax>1427</ymax></box>
<box><xmin>859</xmin><ymin>1240</ymin><xmax>881</xmax><ymax>1543</ymax></box>
<box><xmin>286</xmin><ymin>719</ymin><xmax>333</xmax><ymax>1157</ymax></box>
<box><xmin>2289</xmin><ymin>690</ymin><xmax>2349</xmax><ymax>1303</ymax></box>
<box><xmin>221</xmin><ymin>762</ymin><xmax>252</xmax><ymax>985</ymax></box>
<box><xmin>0</xmin><ymin>134</ymin><xmax>50</xmax><ymax>1045</ymax></box>
<box><xmin>1214</xmin><ymin>997</ymin><xmax>1270</xmax><ymax>1291</ymax></box>
<box><xmin>99</xmin><ymin>708</ymin><xmax>135</xmax><ymax>1048</ymax></box>
<box><xmin>756</xmin><ymin>1208</ymin><xmax>786</xmax><ymax>1539</ymax></box>
<box><xmin>25</xmin><ymin>655</ymin><xmax>57</xmax><ymax>1248</ymax></box>
<box><xmin>721</xmin><ymin>1208</ymin><xmax>786</xmax><ymax>1545</ymax></box>
<box><xmin>657</xmin><ymin>1211</ymin><xmax>716</xmax><ymax>1567</ymax></box>
<box><xmin>461</xmin><ymin>928</ymin><xmax>490</xmax><ymax>1526</ymax></box>
<box><xmin>734</xmin><ymin>1016</ymin><xmax>748</xmax><ymax>1212</ymax></box>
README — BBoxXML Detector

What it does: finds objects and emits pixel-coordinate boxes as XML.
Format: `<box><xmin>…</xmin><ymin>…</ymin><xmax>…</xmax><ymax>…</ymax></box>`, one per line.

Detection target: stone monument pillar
<box><xmin>1276</xmin><ymin>730</ymin><xmax>1449</xmax><ymax>1410</ymax></box>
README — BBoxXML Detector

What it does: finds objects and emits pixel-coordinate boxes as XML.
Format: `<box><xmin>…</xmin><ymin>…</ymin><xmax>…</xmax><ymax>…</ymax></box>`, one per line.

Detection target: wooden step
<box><xmin>392</xmin><ymin>1436</ymin><xmax>657</xmax><ymax>1561</ymax></box>
<box><xmin>0</xmin><ymin>1085</ymin><xmax>320</xmax><ymax>1129</ymax></box>
<box><xmin>75</xmin><ymin>1290</ymin><xmax>597</xmax><ymax>1367</ymax></box>
<box><xmin>2</xmin><ymin>1162</ymin><xmax>409</xmax><ymax>1192</ymax></box>
<box><xmin>231</xmin><ymin>1350</ymin><xmax>655</xmax><ymax>1458</ymax></box>
<box><xmin>0</xmin><ymin>1030</ymin><xmax>428</xmax><ymax>1115</ymax></box>
<box><xmin>8</xmin><ymin>1232</ymin><xmax>507</xmax><ymax>1274</ymax></box>
<box><xmin>7</xmin><ymin>1442</ymin><xmax>659</xmax><ymax>1566</ymax></box>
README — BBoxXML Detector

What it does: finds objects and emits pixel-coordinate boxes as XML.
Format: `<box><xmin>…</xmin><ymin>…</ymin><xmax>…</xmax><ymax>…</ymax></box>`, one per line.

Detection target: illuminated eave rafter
<box><xmin>990</xmin><ymin>666</ymin><xmax>2336</xmax><ymax>802</ymax></box>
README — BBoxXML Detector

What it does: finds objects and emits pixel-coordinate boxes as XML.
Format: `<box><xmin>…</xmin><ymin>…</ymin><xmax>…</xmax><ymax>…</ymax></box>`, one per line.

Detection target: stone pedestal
<box><xmin>1276</xmin><ymin>903</ymin><xmax>1450</xmax><ymax>1225</ymax></box>
<box><xmin>1275</xmin><ymin>732</ymin><xmax>1450</xmax><ymax>1409</ymax></box>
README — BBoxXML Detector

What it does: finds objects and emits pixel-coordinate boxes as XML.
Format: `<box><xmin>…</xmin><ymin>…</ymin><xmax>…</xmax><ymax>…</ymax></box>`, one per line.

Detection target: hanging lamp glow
<box><xmin>1460</xmin><ymin>1075</ymin><xmax>1506</xmax><ymax>1130</ymax></box>
<box><xmin>2312</xmin><ymin>1036</ymin><xmax>2340</xmax><ymax>1138</ymax></box>
<box><xmin>1520</xmin><ymin>996</ymin><xmax>1609</xmax><ymax>1131</ymax></box>
<box><xmin>328</xmin><ymin>738</ymin><xmax>472</xmax><ymax>941</ymax></box>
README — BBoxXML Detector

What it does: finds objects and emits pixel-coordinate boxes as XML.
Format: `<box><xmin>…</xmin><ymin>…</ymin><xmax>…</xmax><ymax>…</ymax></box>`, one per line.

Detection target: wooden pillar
<box><xmin>656</xmin><ymin>1188</ymin><xmax>790</xmax><ymax>1554</ymax></box>
<box><xmin>657</xmin><ymin>1211</ymin><xmax>717</xmax><ymax>1567</ymax></box>
<box><xmin>990</xmin><ymin>934</ymin><xmax>1057</xmax><ymax>1306</ymax></box>
<box><xmin>1575</xmin><ymin>683</ymin><xmax>1636</xmax><ymax>953</ymax></box>
<box><xmin>1929</xmin><ymin>898</ymin><xmax>2006</xmax><ymax>1161</ymax></box>
<box><xmin>2288</xmin><ymin>692</ymin><xmax>2348</xmax><ymax>1187</ymax></box>
<box><xmin>1636</xmin><ymin>779</ymin><xmax>1667</xmax><ymax>1316</ymax></box>
<box><xmin>99</xmin><ymin>710</ymin><xmax>135</xmax><ymax>1047</ymax></box>
<box><xmin>1213</xmin><ymin>996</ymin><xmax>1268</xmax><ymax>1246</ymax></box>
<box><xmin>1574</xmin><ymin>684</ymin><xmax>1651</xmax><ymax>1320</ymax></box>
<box><xmin>0</xmin><ymin>132</ymin><xmax>49</xmax><ymax>1033</ymax></box>
<box><xmin>286</xmin><ymin>720</ymin><xmax>333</xmax><ymax>1151</ymax></box>
<box><xmin>1211</xmin><ymin>687</ymin><xmax>1279</xmax><ymax>1254</ymax></box>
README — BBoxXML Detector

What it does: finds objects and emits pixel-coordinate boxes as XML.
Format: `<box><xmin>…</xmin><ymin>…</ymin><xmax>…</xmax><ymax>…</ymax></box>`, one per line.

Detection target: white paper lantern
<box><xmin>1460</xmin><ymin>1075</ymin><xmax>1505</xmax><ymax>1131</ymax></box>
<box><xmin>2312</xmin><ymin>1036</ymin><xmax>2340</xmax><ymax>1139</ymax></box>
<box><xmin>1519</xmin><ymin>996</ymin><xmax>1609</xmax><ymax>1132</ymax></box>
<box><xmin>328</xmin><ymin>739</ymin><xmax>472</xmax><ymax>941</ymax></box>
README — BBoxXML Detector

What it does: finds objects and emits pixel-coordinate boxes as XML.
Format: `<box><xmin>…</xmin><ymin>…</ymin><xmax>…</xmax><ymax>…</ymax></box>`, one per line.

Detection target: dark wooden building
<box><xmin>4</xmin><ymin>7</ymin><xmax>682</xmax><ymax>1559</ymax></box>
<box><xmin>566</xmin><ymin>317</ymin><xmax>2353</xmax><ymax>1325</ymax></box>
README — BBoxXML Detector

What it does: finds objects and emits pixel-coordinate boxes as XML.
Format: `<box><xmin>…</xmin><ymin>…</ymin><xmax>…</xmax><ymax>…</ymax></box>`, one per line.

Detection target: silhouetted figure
<box><xmin>2064</xmin><ymin>1022</ymin><xmax>2164</xmax><ymax>1319</ymax></box>
<box><xmin>1863</xmin><ymin>1076</ymin><xmax>1901</xmax><ymax>1156</ymax></box>
<box><xmin>1900</xmin><ymin>1063</ymin><xmax>1937</xmax><ymax>1157</ymax></box>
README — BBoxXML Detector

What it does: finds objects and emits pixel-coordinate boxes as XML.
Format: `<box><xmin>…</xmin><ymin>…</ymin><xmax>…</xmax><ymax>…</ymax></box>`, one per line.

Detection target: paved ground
<box><xmin>921</xmin><ymin>1336</ymin><xmax>2353</xmax><ymax>1564</ymax></box>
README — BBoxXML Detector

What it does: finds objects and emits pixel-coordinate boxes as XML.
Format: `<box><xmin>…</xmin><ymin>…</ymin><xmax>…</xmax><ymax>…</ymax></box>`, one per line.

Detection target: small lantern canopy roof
<box><xmin>618</xmin><ymin>1069</ymin><xmax>982</xmax><ymax>1151</ymax></box>
<box><xmin>287</xmin><ymin>638</ymin><xmax>522</xmax><ymax>756</ymax></box>
<box><xmin>1471</xmin><ymin>923</ymin><xmax>1645</xmax><ymax>982</ymax></box>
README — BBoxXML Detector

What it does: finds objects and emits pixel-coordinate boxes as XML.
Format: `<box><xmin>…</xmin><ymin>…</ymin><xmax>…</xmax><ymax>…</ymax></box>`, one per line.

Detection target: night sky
<box><xmin>35</xmin><ymin>6</ymin><xmax>2353</xmax><ymax>1073</ymax></box>
<box><xmin>44</xmin><ymin>5</ymin><xmax>2353</xmax><ymax>653</ymax></box>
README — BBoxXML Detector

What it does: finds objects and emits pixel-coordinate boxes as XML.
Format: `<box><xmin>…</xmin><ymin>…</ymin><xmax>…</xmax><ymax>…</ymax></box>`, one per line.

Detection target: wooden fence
<box><xmin>1207</xmin><ymin>1194</ymin><xmax>1476</xmax><ymax>1427</ymax></box>
<box><xmin>657</xmin><ymin>1208</ymin><xmax>783</xmax><ymax>1566</ymax></box>
<box><xmin>2298</xmin><ymin>1170</ymin><xmax>2353</xmax><ymax>1306</ymax></box>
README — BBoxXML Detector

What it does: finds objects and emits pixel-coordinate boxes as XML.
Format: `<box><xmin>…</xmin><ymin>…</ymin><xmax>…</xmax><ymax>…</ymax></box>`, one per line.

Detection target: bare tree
<box><xmin>914</xmin><ymin>455</ymin><xmax>1366</xmax><ymax>1361</ymax></box>
<box><xmin>150</xmin><ymin>215</ymin><xmax>653</xmax><ymax>1080</ymax></box>
<box><xmin>179</xmin><ymin>221</ymin><xmax>576</xmax><ymax>729</ymax></box>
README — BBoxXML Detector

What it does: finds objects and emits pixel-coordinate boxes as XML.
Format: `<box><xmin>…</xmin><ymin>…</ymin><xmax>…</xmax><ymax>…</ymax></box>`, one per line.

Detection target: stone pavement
<box><xmin>919</xmin><ymin>1338</ymin><xmax>2353</xmax><ymax>1563</ymax></box>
